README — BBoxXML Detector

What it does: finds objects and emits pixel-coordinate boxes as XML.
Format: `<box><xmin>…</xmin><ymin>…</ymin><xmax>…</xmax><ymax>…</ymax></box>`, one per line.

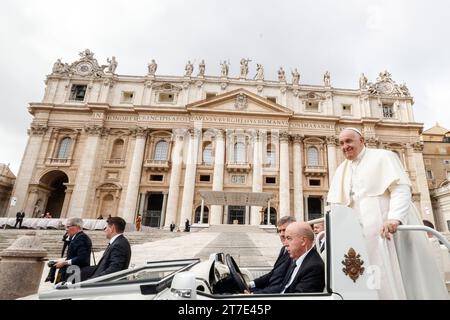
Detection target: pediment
<box><xmin>187</xmin><ymin>89</ymin><xmax>293</xmax><ymax>116</ymax></box>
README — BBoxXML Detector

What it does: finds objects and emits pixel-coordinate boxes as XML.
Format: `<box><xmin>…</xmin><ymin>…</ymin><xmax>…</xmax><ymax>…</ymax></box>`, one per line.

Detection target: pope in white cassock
<box><xmin>327</xmin><ymin>128</ymin><xmax>448</xmax><ymax>299</ymax></box>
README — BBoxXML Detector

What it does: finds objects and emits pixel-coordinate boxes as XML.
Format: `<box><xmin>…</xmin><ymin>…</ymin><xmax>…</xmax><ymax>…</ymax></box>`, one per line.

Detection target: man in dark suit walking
<box><xmin>83</xmin><ymin>216</ymin><xmax>131</xmax><ymax>280</ymax></box>
<box><xmin>48</xmin><ymin>217</ymin><xmax>92</xmax><ymax>283</ymax></box>
<box><xmin>280</xmin><ymin>221</ymin><xmax>325</xmax><ymax>294</ymax></box>
<box><xmin>14</xmin><ymin>211</ymin><xmax>25</xmax><ymax>229</ymax></box>
<box><xmin>249</xmin><ymin>216</ymin><xmax>296</xmax><ymax>294</ymax></box>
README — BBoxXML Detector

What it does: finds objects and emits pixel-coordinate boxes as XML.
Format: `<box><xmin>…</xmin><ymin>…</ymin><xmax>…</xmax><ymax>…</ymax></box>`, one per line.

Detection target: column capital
<box><xmin>279</xmin><ymin>131</ymin><xmax>290</xmax><ymax>143</ymax></box>
<box><xmin>410</xmin><ymin>141</ymin><xmax>424</xmax><ymax>152</ymax></box>
<box><xmin>325</xmin><ymin>135</ymin><xmax>338</xmax><ymax>146</ymax></box>
<box><xmin>214</xmin><ymin>129</ymin><xmax>225</xmax><ymax>140</ymax></box>
<box><xmin>171</xmin><ymin>128</ymin><xmax>186</xmax><ymax>141</ymax></box>
<box><xmin>84</xmin><ymin>124</ymin><xmax>105</xmax><ymax>136</ymax></box>
<box><xmin>188</xmin><ymin>128</ymin><xmax>202</xmax><ymax>138</ymax></box>
<box><xmin>292</xmin><ymin>134</ymin><xmax>304</xmax><ymax>144</ymax></box>
<box><xmin>29</xmin><ymin>124</ymin><xmax>48</xmax><ymax>136</ymax></box>
<box><xmin>131</xmin><ymin>126</ymin><xmax>148</xmax><ymax>138</ymax></box>
<box><xmin>366</xmin><ymin>137</ymin><xmax>380</xmax><ymax>148</ymax></box>
<box><xmin>249</xmin><ymin>129</ymin><xmax>263</xmax><ymax>143</ymax></box>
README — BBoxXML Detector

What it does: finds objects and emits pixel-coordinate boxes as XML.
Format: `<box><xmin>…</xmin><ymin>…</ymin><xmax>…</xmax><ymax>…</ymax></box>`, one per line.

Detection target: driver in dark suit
<box><xmin>279</xmin><ymin>221</ymin><xmax>325</xmax><ymax>293</ymax></box>
<box><xmin>82</xmin><ymin>217</ymin><xmax>131</xmax><ymax>280</ymax></box>
<box><xmin>249</xmin><ymin>216</ymin><xmax>296</xmax><ymax>294</ymax></box>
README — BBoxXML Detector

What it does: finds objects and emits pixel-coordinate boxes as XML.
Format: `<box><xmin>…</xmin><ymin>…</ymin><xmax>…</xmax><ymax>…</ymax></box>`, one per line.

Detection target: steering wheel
<box><xmin>225</xmin><ymin>254</ymin><xmax>249</xmax><ymax>293</ymax></box>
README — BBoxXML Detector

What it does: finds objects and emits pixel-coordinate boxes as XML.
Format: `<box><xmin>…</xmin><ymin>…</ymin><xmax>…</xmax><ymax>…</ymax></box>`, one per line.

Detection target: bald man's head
<box><xmin>338</xmin><ymin>129</ymin><xmax>365</xmax><ymax>160</ymax></box>
<box><xmin>285</xmin><ymin>222</ymin><xmax>315</xmax><ymax>260</ymax></box>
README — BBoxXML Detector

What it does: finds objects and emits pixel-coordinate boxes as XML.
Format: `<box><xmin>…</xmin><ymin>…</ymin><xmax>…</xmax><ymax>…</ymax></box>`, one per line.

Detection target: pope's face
<box><xmin>339</xmin><ymin>130</ymin><xmax>365</xmax><ymax>160</ymax></box>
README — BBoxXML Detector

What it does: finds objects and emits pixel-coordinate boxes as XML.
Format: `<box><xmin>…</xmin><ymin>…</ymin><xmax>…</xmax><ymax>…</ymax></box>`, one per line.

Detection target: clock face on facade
<box><xmin>75</xmin><ymin>62</ymin><xmax>93</xmax><ymax>76</ymax></box>
<box><xmin>377</xmin><ymin>81</ymin><xmax>393</xmax><ymax>94</ymax></box>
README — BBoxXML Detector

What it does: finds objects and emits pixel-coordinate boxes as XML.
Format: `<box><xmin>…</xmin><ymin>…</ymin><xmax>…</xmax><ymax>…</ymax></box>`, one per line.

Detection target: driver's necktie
<box><xmin>280</xmin><ymin>260</ymin><xmax>297</xmax><ymax>292</ymax></box>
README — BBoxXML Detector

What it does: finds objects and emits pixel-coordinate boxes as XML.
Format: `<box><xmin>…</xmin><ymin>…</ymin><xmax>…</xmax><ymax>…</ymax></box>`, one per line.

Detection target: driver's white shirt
<box><xmin>281</xmin><ymin>246</ymin><xmax>313</xmax><ymax>293</ymax></box>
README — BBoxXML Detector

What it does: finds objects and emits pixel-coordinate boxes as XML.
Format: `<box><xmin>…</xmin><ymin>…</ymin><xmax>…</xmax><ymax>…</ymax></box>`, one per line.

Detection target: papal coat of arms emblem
<box><xmin>341</xmin><ymin>248</ymin><xmax>365</xmax><ymax>282</ymax></box>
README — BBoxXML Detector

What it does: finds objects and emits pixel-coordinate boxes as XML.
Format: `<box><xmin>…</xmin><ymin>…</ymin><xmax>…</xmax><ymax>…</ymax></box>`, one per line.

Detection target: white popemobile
<box><xmin>30</xmin><ymin>205</ymin><xmax>449</xmax><ymax>300</ymax></box>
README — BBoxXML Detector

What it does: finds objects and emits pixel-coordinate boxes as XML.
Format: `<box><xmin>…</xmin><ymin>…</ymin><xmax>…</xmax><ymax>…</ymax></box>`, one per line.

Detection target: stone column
<box><xmin>251</xmin><ymin>130</ymin><xmax>263</xmax><ymax>225</ymax></box>
<box><xmin>199</xmin><ymin>199</ymin><xmax>205</xmax><ymax>223</ymax></box>
<box><xmin>326</xmin><ymin>135</ymin><xmax>338</xmax><ymax>182</ymax></box>
<box><xmin>411</xmin><ymin>142</ymin><xmax>435</xmax><ymax>223</ymax></box>
<box><xmin>60</xmin><ymin>184</ymin><xmax>74</xmax><ymax>218</ymax></box>
<box><xmin>179</xmin><ymin>128</ymin><xmax>201</xmax><ymax>227</ymax></box>
<box><xmin>67</xmin><ymin>125</ymin><xmax>103</xmax><ymax>218</ymax></box>
<box><xmin>211</xmin><ymin>129</ymin><xmax>225</xmax><ymax>225</ymax></box>
<box><xmin>0</xmin><ymin>232</ymin><xmax>47</xmax><ymax>299</ymax></box>
<box><xmin>164</xmin><ymin>129</ymin><xmax>185</xmax><ymax>228</ymax></box>
<box><xmin>138</xmin><ymin>192</ymin><xmax>146</xmax><ymax>217</ymax></box>
<box><xmin>160</xmin><ymin>192</ymin><xmax>168</xmax><ymax>228</ymax></box>
<box><xmin>279</xmin><ymin>132</ymin><xmax>290</xmax><ymax>217</ymax></box>
<box><xmin>292</xmin><ymin>135</ymin><xmax>304</xmax><ymax>221</ymax></box>
<box><xmin>122</xmin><ymin>127</ymin><xmax>148</xmax><ymax>223</ymax></box>
<box><xmin>8</xmin><ymin>125</ymin><xmax>47</xmax><ymax>217</ymax></box>
<box><xmin>245</xmin><ymin>206</ymin><xmax>250</xmax><ymax>225</ymax></box>
<box><xmin>224</xmin><ymin>205</ymin><xmax>228</xmax><ymax>224</ymax></box>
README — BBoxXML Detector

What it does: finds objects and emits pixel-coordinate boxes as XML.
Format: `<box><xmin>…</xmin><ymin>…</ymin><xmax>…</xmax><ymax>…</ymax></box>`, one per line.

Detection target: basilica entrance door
<box><xmin>228</xmin><ymin>205</ymin><xmax>245</xmax><ymax>224</ymax></box>
<box><xmin>144</xmin><ymin>193</ymin><xmax>163</xmax><ymax>227</ymax></box>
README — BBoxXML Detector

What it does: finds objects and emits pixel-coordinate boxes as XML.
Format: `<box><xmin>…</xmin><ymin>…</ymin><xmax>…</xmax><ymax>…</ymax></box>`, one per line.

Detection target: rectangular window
<box><xmin>150</xmin><ymin>174</ymin><xmax>164</xmax><ymax>182</ymax></box>
<box><xmin>231</xmin><ymin>175</ymin><xmax>246</xmax><ymax>184</ymax></box>
<box><xmin>69</xmin><ymin>85</ymin><xmax>87</xmax><ymax>101</ymax></box>
<box><xmin>266</xmin><ymin>96</ymin><xmax>277</xmax><ymax>103</ymax></box>
<box><xmin>199</xmin><ymin>174</ymin><xmax>211</xmax><ymax>182</ymax></box>
<box><xmin>158</xmin><ymin>93</ymin><xmax>175</xmax><ymax>103</ymax></box>
<box><xmin>265</xmin><ymin>177</ymin><xmax>276</xmax><ymax>184</ymax></box>
<box><xmin>382</xmin><ymin>104</ymin><xmax>394</xmax><ymax>118</ymax></box>
<box><xmin>305</xmin><ymin>101</ymin><xmax>319</xmax><ymax>112</ymax></box>
<box><xmin>121</xmin><ymin>91</ymin><xmax>134</xmax><ymax>103</ymax></box>
<box><xmin>426</xmin><ymin>170</ymin><xmax>433</xmax><ymax>180</ymax></box>
<box><xmin>309</xmin><ymin>179</ymin><xmax>321</xmax><ymax>186</ymax></box>
<box><xmin>342</xmin><ymin>104</ymin><xmax>352</xmax><ymax>115</ymax></box>
<box><xmin>206</xmin><ymin>92</ymin><xmax>217</xmax><ymax>99</ymax></box>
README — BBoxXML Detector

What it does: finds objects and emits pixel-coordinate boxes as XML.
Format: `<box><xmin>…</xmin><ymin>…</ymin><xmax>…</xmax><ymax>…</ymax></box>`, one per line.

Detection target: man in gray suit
<box><xmin>83</xmin><ymin>217</ymin><xmax>131</xmax><ymax>280</ymax></box>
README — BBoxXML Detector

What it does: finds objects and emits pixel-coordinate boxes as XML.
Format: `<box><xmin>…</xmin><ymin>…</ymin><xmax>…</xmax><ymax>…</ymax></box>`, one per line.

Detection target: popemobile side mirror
<box><xmin>169</xmin><ymin>271</ymin><xmax>197</xmax><ymax>300</ymax></box>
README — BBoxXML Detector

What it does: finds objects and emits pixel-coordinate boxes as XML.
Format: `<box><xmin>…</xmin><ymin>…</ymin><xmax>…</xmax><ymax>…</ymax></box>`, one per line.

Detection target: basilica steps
<box><xmin>0</xmin><ymin>228</ymin><xmax>183</xmax><ymax>259</ymax></box>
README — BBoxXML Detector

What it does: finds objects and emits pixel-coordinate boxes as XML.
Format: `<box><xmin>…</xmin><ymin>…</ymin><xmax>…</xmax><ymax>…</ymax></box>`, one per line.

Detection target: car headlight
<box><xmin>171</xmin><ymin>288</ymin><xmax>192</xmax><ymax>298</ymax></box>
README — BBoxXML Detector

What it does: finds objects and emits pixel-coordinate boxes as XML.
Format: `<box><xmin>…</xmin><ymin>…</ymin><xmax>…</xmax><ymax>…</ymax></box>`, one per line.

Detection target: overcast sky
<box><xmin>1</xmin><ymin>0</ymin><xmax>449</xmax><ymax>175</ymax></box>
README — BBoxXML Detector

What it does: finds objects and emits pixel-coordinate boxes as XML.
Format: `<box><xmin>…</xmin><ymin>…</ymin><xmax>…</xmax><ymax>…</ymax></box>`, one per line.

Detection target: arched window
<box><xmin>203</xmin><ymin>143</ymin><xmax>213</xmax><ymax>165</ymax></box>
<box><xmin>194</xmin><ymin>206</ymin><xmax>209</xmax><ymax>224</ymax></box>
<box><xmin>111</xmin><ymin>139</ymin><xmax>124</xmax><ymax>159</ymax></box>
<box><xmin>307</xmin><ymin>146</ymin><xmax>319</xmax><ymax>166</ymax></box>
<box><xmin>57</xmin><ymin>137</ymin><xmax>72</xmax><ymax>159</ymax></box>
<box><xmin>234</xmin><ymin>142</ymin><xmax>246</xmax><ymax>163</ymax></box>
<box><xmin>154</xmin><ymin>140</ymin><xmax>169</xmax><ymax>160</ymax></box>
<box><xmin>266</xmin><ymin>144</ymin><xmax>275</xmax><ymax>166</ymax></box>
